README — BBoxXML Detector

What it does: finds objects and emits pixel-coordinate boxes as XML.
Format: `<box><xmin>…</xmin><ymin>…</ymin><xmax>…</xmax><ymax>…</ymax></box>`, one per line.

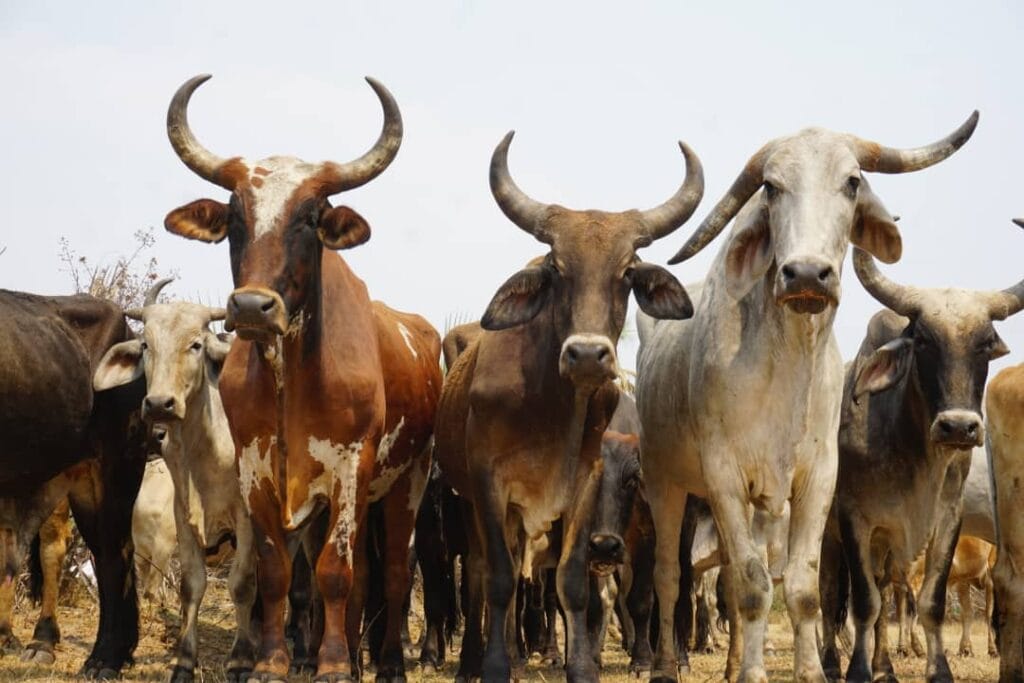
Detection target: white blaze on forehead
<box><xmin>242</xmin><ymin>156</ymin><xmax>319</xmax><ymax>241</ymax></box>
<box><xmin>397</xmin><ymin>322</ymin><xmax>418</xmax><ymax>359</ymax></box>
<box><xmin>307</xmin><ymin>436</ymin><xmax>363</xmax><ymax>559</ymax></box>
<box><xmin>239</xmin><ymin>436</ymin><xmax>275</xmax><ymax>512</ymax></box>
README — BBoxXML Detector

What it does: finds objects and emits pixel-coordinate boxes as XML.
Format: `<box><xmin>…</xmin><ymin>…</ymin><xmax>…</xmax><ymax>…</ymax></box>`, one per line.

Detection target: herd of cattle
<box><xmin>0</xmin><ymin>73</ymin><xmax>1021</xmax><ymax>683</ymax></box>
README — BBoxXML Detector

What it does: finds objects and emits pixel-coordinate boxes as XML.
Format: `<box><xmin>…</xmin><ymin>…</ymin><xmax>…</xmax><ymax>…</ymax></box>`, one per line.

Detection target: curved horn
<box><xmin>320</xmin><ymin>78</ymin><xmax>403</xmax><ymax>195</ymax></box>
<box><xmin>124</xmin><ymin>309</ymin><xmax>144</xmax><ymax>322</ymax></box>
<box><xmin>852</xmin><ymin>111</ymin><xmax>979</xmax><ymax>174</ymax></box>
<box><xmin>1012</xmin><ymin>217</ymin><xmax>1024</xmax><ymax>229</ymax></box>
<box><xmin>489</xmin><ymin>131</ymin><xmax>551</xmax><ymax>243</ymax></box>
<box><xmin>143</xmin><ymin>278</ymin><xmax>174</xmax><ymax>307</ymax></box>
<box><xmin>987</xmin><ymin>218</ymin><xmax>1024</xmax><ymax>319</ymax></box>
<box><xmin>167</xmin><ymin>75</ymin><xmax>237</xmax><ymax>190</ymax></box>
<box><xmin>635</xmin><ymin>142</ymin><xmax>705</xmax><ymax>246</ymax></box>
<box><xmin>208</xmin><ymin>307</ymin><xmax>227</xmax><ymax>322</ymax></box>
<box><xmin>668</xmin><ymin>144</ymin><xmax>771</xmax><ymax>264</ymax></box>
<box><xmin>852</xmin><ymin>248</ymin><xmax>919</xmax><ymax>317</ymax></box>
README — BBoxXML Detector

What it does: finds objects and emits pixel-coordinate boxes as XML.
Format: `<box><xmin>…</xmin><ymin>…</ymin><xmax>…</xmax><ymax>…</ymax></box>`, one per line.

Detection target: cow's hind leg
<box><xmin>22</xmin><ymin>499</ymin><xmax>71</xmax><ymax>665</ymax></box>
<box><xmin>248</xmin><ymin>510</ymin><xmax>293</xmax><ymax>683</ymax></box>
<box><xmin>818</xmin><ymin>528</ymin><xmax>846</xmax><ymax>681</ymax></box>
<box><xmin>870</xmin><ymin>584</ymin><xmax>897</xmax><ymax>683</ymax></box>
<box><xmin>957</xmin><ymin>581</ymin><xmax>974</xmax><ymax>657</ymax></box>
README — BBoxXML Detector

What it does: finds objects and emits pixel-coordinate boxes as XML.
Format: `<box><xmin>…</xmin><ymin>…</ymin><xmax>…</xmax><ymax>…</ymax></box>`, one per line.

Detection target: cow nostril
<box><xmin>781</xmin><ymin>265</ymin><xmax>796</xmax><ymax>280</ymax></box>
<box><xmin>967</xmin><ymin>423</ymin><xmax>977</xmax><ymax>435</ymax></box>
<box><xmin>597</xmin><ymin>347</ymin><xmax>610</xmax><ymax>363</ymax></box>
<box><xmin>566</xmin><ymin>347</ymin><xmax>579</xmax><ymax>363</ymax></box>
<box><xmin>818</xmin><ymin>266</ymin><xmax>833</xmax><ymax>282</ymax></box>
<box><xmin>163</xmin><ymin>398</ymin><xmax>175</xmax><ymax>411</ymax></box>
<box><xmin>260</xmin><ymin>299</ymin><xmax>275</xmax><ymax>313</ymax></box>
<box><xmin>938</xmin><ymin>419</ymin><xmax>953</xmax><ymax>434</ymax></box>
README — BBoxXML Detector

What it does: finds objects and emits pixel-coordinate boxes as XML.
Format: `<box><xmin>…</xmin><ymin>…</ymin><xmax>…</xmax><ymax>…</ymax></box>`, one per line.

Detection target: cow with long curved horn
<box><xmin>162</xmin><ymin>75</ymin><xmax>442</xmax><ymax>682</ymax></box>
<box><xmin>820</xmin><ymin>238</ymin><xmax>1022</xmax><ymax>683</ymax></box>
<box><xmin>435</xmin><ymin>132</ymin><xmax>702</xmax><ymax>680</ymax></box>
<box><xmin>635</xmin><ymin>112</ymin><xmax>979</xmax><ymax>683</ymax></box>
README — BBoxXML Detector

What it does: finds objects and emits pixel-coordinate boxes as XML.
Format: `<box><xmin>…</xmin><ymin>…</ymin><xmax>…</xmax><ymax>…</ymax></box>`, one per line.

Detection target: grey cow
<box><xmin>635</xmin><ymin>113</ymin><xmax>978</xmax><ymax>683</ymax></box>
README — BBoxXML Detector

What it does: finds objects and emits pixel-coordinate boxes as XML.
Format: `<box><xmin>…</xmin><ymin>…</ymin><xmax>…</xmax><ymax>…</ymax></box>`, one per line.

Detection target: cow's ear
<box><xmin>724</xmin><ymin>199</ymin><xmax>772</xmax><ymax>300</ymax></box>
<box><xmin>94</xmin><ymin>340</ymin><xmax>144</xmax><ymax>391</ymax></box>
<box><xmin>631</xmin><ymin>262</ymin><xmax>693</xmax><ymax>320</ymax></box>
<box><xmin>852</xmin><ymin>180</ymin><xmax>901</xmax><ymax>264</ymax></box>
<box><xmin>165</xmin><ymin>199</ymin><xmax>230</xmax><ymax>243</ymax></box>
<box><xmin>854</xmin><ymin>337</ymin><xmax>914</xmax><ymax>398</ymax></box>
<box><xmin>203</xmin><ymin>331</ymin><xmax>232</xmax><ymax>380</ymax></box>
<box><xmin>319</xmin><ymin>205</ymin><xmax>371</xmax><ymax>250</ymax></box>
<box><xmin>481</xmin><ymin>266</ymin><xmax>552</xmax><ymax>331</ymax></box>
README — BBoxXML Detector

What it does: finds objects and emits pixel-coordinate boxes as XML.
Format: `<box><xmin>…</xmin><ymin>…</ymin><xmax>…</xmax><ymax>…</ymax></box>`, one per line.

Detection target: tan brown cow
<box><xmin>435</xmin><ymin>130</ymin><xmax>703</xmax><ymax>681</ymax></box>
<box><xmin>163</xmin><ymin>74</ymin><xmax>441</xmax><ymax>683</ymax></box>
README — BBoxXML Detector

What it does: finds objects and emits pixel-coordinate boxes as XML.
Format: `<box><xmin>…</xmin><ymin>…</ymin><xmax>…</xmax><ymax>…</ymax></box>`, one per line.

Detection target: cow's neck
<box><xmin>180</xmin><ymin>374</ymin><xmax>232</xmax><ymax>460</ymax></box>
<box><xmin>739</xmin><ymin>273</ymin><xmax>836</xmax><ymax>364</ymax></box>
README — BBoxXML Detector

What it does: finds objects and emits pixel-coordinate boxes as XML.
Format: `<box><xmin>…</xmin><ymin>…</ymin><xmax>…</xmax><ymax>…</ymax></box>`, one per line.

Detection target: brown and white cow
<box><xmin>162</xmin><ymin>74</ymin><xmax>441</xmax><ymax>683</ymax></box>
<box><xmin>819</xmin><ymin>246</ymin><xmax>1023</xmax><ymax>683</ymax></box>
<box><xmin>94</xmin><ymin>279</ymin><xmax>256</xmax><ymax>683</ymax></box>
<box><xmin>635</xmin><ymin>112</ymin><xmax>978</xmax><ymax>683</ymax></box>
<box><xmin>434</xmin><ymin>130</ymin><xmax>703</xmax><ymax>681</ymax></box>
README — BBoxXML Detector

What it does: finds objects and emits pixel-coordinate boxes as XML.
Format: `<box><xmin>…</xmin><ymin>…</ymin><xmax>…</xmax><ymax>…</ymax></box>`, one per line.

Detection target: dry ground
<box><xmin>0</xmin><ymin>575</ymin><xmax>1001</xmax><ymax>682</ymax></box>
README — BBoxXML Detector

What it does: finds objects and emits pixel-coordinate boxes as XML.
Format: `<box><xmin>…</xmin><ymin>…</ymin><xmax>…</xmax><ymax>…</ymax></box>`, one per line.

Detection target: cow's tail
<box><xmin>28</xmin><ymin>533</ymin><xmax>43</xmax><ymax>604</ymax></box>
<box><xmin>833</xmin><ymin>547</ymin><xmax>850</xmax><ymax>634</ymax></box>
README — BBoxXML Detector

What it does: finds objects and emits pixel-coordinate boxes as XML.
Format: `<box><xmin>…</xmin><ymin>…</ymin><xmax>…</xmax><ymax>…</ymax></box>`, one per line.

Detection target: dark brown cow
<box><xmin>163</xmin><ymin>74</ymin><xmax>441</xmax><ymax>683</ymax></box>
<box><xmin>434</xmin><ymin>130</ymin><xmax>703</xmax><ymax>681</ymax></box>
<box><xmin>0</xmin><ymin>292</ymin><xmax>146</xmax><ymax>678</ymax></box>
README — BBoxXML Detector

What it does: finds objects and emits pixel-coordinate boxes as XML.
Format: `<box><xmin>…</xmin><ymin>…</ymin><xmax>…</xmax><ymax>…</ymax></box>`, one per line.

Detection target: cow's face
<box><xmin>162</xmin><ymin>75</ymin><xmax>401</xmax><ymax>342</ymax></box>
<box><xmin>166</xmin><ymin>166</ymin><xmax>371</xmax><ymax>340</ymax></box>
<box><xmin>669</xmin><ymin>113</ymin><xmax>979</xmax><ymax>314</ymax></box>
<box><xmin>480</xmin><ymin>133</ymin><xmax>704</xmax><ymax>388</ymax></box>
<box><xmin>588</xmin><ymin>431</ymin><xmax>642</xmax><ymax>574</ymax></box>
<box><xmin>94</xmin><ymin>302</ymin><xmax>230</xmax><ymax>439</ymax></box>
<box><xmin>853</xmin><ymin>249</ymin><xmax>1023</xmax><ymax>449</ymax></box>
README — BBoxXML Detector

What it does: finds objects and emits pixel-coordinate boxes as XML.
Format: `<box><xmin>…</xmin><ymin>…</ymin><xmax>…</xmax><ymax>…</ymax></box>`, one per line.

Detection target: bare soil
<box><xmin>0</xmin><ymin>577</ymin><xmax>1001</xmax><ymax>682</ymax></box>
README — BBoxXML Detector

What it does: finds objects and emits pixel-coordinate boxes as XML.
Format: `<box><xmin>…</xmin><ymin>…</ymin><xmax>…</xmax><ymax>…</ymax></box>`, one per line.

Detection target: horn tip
<box><xmin>667</xmin><ymin>245</ymin><xmax>691</xmax><ymax>265</ymax></box>
<box><xmin>1012</xmin><ymin>217</ymin><xmax>1024</xmax><ymax>229</ymax></box>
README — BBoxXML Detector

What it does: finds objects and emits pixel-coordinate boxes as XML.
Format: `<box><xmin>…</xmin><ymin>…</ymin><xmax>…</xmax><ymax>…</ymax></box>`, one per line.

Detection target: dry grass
<box><xmin>0</xmin><ymin>577</ymin><xmax>1002</xmax><ymax>682</ymax></box>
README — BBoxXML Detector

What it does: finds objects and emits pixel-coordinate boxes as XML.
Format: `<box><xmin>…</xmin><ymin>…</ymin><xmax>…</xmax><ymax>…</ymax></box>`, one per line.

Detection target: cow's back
<box><xmin>0</xmin><ymin>292</ymin><xmax>126</xmax><ymax>492</ymax></box>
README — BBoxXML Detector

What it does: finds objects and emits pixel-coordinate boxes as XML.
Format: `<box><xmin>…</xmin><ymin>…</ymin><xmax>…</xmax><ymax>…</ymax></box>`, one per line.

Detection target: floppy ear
<box><xmin>203</xmin><ymin>331</ymin><xmax>232</xmax><ymax>380</ymax></box>
<box><xmin>631</xmin><ymin>263</ymin><xmax>693</xmax><ymax>320</ymax></box>
<box><xmin>854</xmin><ymin>337</ymin><xmax>913</xmax><ymax>398</ymax></box>
<box><xmin>852</xmin><ymin>180</ymin><xmax>901</xmax><ymax>264</ymax></box>
<box><xmin>988</xmin><ymin>332</ymin><xmax>1010</xmax><ymax>361</ymax></box>
<box><xmin>319</xmin><ymin>205</ymin><xmax>371</xmax><ymax>250</ymax></box>
<box><xmin>724</xmin><ymin>198</ymin><xmax>772</xmax><ymax>300</ymax></box>
<box><xmin>165</xmin><ymin>199</ymin><xmax>230</xmax><ymax>243</ymax></box>
<box><xmin>481</xmin><ymin>266</ymin><xmax>552</xmax><ymax>331</ymax></box>
<box><xmin>94</xmin><ymin>340</ymin><xmax>144</xmax><ymax>391</ymax></box>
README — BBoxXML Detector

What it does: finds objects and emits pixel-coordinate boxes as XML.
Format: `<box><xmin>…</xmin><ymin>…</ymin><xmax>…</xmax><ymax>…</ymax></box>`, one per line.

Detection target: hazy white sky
<box><xmin>1</xmin><ymin>1</ymin><xmax>1022</xmax><ymax>369</ymax></box>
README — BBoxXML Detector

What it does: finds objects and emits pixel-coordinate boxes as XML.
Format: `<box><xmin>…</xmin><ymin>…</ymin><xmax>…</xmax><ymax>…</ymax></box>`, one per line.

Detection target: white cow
<box><xmin>94</xmin><ymin>279</ymin><xmax>256</xmax><ymax>683</ymax></box>
<box><xmin>635</xmin><ymin>113</ymin><xmax>978</xmax><ymax>683</ymax></box>
<box><xmin>133</xmin><ymin>458</ymin><xmax>178</xmax><ymax>603</ymax></box>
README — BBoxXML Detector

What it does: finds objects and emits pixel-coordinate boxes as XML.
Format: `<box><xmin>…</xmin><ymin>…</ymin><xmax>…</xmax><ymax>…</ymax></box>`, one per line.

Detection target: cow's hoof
<box><xmin>314</xmin><ymin>673</ymin><xmax>354</xmax><ymax>683</ymax></box>
<box><xmin>738</xmin><ymin>666</ymin><xmax>768</xmax><ymax>683</ymax></box>
<box><xmin>650</xmin><ymin>675</ymin><xmax>678</xmax><ymax>683</ymax></box>
<box><xmin>541</xmin><ymin>653</ymin><xmax>563</xmax><ymax>668</ymax></box>
<box><xmin>989</xmin><ymin>646</ymin><xmax>999</xmax><ymax>658</ymax></box>
<box><xmin>629</xmin><ymin>666</ymin><xmax>652</xmax><ymax>680</ymax></box>
<box><xmin>20</xmin><ymin>643</ymin><xmax>56</xmax><ymax>665</ymax></box>
<box><xmin>0</xmin><ymin>631</ymin><xmax>23</xmax><ymax>655</ymax></box>
<box><xmin>168</xmin><ymin>665</ymin><xmax>196</xmax><ymax>683</ymax></box>
<box><xmin>80</xmin><ymin>662</ymin><xmax>123</xmax><ymax>680</ymax></box>
<box><xmin>912</xmin><ymin>642</ymin><xmax>926</xmax><ymax>658</ymax></box>
<box><xmin>226</xmin><ymin>667</ymin><xmax>253</xmax><ymax>683</ymax></box>
<box><xmin>290</xmin><ymin>657</ymin><xmax>317</xmax><ymax>674</ymax></box>
<box><xmin>245</xmin><ymin>673</ymin><xmax>289</xmax><ymax>683</ymax></box>
<box><xmin>958</xmin><ymin>645</ymin><xmax>973</xmax><ymax>657</ymax></box>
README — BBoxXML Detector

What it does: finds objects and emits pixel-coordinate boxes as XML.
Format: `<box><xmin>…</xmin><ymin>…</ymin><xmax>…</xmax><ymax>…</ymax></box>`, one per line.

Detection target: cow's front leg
<box><xmin>247</xmin><ymin>514</ymin><xmax>292</xmax><ymax>683</ymax></box>
<box><xmin>647</xmin><ymin>477</ymin><xmax>688</xmax><ymax>682</ymax></box>
<box><xmin>705</xmin><ymin>476</ymin><xmax>769</xmax><ymax>683</ymax></box>
<box><xmin>956</xmin><ymin>581</ymin><xmax>975</xmax><ymax>656</ymax></box>
<box><xmin>818</xmin><ymin>528</ymin><xmax>845</xmax><ymax>681</ymax></box>
<box><xmin>169</xmin><ymin>515</ymin><xmax>207</xmax><ymax>683</ymax></box>
<box><xmin>226</xmin><ymin>515</ymin><xmax>257</xmax><ymax>682</ymax></box>
<box><xmin>470</xmin><ymin>467</ymin><xmax>515</xmax><ymax>682</ymax></box>
<box><xmin>917</xmin><ymin>520</ymin><xmax>961</xmax><ymax>682</ymax></box>
<box><xmin>839</xmin><ymin>511</ymin><xmax>882</xmax><ymax>683</ymax></box>
<box><xmin>784</xmin><ymin>464</ymin><xmax>835</xmax><ymax>683</ymax></box>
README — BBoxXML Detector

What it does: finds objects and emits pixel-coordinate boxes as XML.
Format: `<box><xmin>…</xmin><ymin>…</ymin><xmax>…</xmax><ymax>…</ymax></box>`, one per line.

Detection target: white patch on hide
<box><xmin>239</xmin><ymin>437</ymin><xmax>275</xmax><ymax>513</ymax></box>
<box><xmin>376</xmin><ymin>418</ymin><xmax>405</xmax><ymax>464</ymax></box>
<box><xmin>397</xmin><ymin>322</ymin><xmax>418</xmax><ymax>359</ymax></box>
<box><xmin>307</xmin><ymin>436</ymin><xmax>362</xmax><ymax>558</ymax></box>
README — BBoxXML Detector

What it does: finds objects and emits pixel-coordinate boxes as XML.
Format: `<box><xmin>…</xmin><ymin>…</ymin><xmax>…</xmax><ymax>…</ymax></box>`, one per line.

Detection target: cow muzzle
<box><xmin>142</xmin><ymin>394</ymin><xmax>182</xmax><ymax>422</ymax></box>
<box><xmin>776</xmin><ymin>260</ymin><xmax>838</xmax><ymax>314</ymax></box>
<box><xmin>588</xmin><ymin>532</ymin><xmax>625</xmax><ymax>575</ymax></box>
<box><xmin>559</xmin><ymin>334</ymin><xmax>618</xmax><ymax>387</ymax></box>
<box><xmin>226</xmin><ymin>287</ymin><xmax>288</xmax><ymax>340</ymax></box>
<box><xmin>931</xmin><ymin>410</ymin><xmax>984</xmax><ymax>448</ymax></box>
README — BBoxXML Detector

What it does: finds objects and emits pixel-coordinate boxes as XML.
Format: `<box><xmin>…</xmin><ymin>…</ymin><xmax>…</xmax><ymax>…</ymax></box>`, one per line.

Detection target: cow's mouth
<box><xmin>588</xmin><ymin>560</ymin><xmax>620</xmax><ymax>577</ymax></box>
<box><xmin>778</xmin><ymin>292</ymin><xmax>833</xmax><ymax>314</ymax></box>
<box><xmin>231</xmin><ymin>323</ymin><xmax>284</xmax><ymax>342</ymax></box>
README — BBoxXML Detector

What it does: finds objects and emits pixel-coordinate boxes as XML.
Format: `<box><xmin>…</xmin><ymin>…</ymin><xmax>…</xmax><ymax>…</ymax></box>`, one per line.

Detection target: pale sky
<box><xmin>1</xmin><ymin>1</ymin><xmax>1022</xmax><ymax>371</ymax></box>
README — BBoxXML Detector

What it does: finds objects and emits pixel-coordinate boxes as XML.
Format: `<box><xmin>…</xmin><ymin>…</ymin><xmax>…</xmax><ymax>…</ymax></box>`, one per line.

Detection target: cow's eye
<box><xmin>763</xmin><ymin>181</ymin><xmax>779</xmax><ymax>201</ymax></box>
<box><xmin>189</xmin><ymin>341</ymin><xmax>202</xmax><ymax>353</ymax></box>
<box><xmin>844</xmin><ymin>176</ymin><xmax>860</xmax><ymax>199</ymax></box>
<box><xmin>623</xmin><ymin>267</ymin><xmax>635</xmax><ymax>285</ymax></box>
<box><xmin>140</xmin><ymin>342</ymin><xmax>148</xmax><ymax>351</ymax></box>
